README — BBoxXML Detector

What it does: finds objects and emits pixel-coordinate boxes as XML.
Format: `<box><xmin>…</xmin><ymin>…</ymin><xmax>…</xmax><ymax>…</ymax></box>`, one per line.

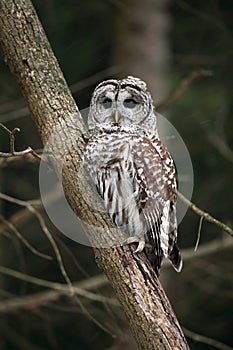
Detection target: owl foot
<box><xmin>122</xmin><ymin>236</ymin><xmax>146</xmax><ymax>253</ymax></box>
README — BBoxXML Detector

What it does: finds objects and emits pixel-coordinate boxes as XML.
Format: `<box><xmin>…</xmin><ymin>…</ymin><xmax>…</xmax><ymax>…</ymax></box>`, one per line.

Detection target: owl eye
<box><xmin>123</xmin><ymin>98</ymin><xmax>138</xmax><ymax>108</ymax></box>
<box><xmin>102</xmin><ymin>97</ymin><xmax>112</xmax><ymax>109</ymax></box>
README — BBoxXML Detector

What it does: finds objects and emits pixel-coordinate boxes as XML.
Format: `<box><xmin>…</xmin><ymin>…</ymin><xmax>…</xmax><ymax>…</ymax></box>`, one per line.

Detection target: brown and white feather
<box><xmin>83</xmin><ymin>76</ymin><xmax>182</xmax><ymax>275</ymax></box>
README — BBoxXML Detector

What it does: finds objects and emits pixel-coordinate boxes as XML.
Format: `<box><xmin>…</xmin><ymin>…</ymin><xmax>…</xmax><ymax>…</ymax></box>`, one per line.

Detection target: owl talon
<box><xmin>122</xmin><ymin>236</ymin><xmax>145</xmax><ymax>253</ymax></box>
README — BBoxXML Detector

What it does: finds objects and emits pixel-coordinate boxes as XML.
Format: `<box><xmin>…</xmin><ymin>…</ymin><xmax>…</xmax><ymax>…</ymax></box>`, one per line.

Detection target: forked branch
<box><xmin>0</xmin><ymin>122</ymin><xmax>41</xmax><ymax>160</ymax></box>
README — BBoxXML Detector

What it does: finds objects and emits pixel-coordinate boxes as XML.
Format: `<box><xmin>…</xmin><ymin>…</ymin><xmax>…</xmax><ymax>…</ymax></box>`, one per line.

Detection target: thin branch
<box><xmin>157</xmin><ymin>70</ymin><xmax>213</xmax><ymax>111</ymax></box>
<box><xmin>70</xmin><ymin>66</ymin><xmax>120</xmax><ymax>93</ymax></box>
<box><xmin>194</xmin><ymin>216</ymin><xmax>204</xmax><ymax>252</ymax></box>
<box><xmin>0</xmin><ymin>68</ymin><xmax>120</xmax><ymax>124</ymax></box>
<box><xmin>0</xmin><ymin>149</ymin><xmax>43</xmax><ymax>167</ymax></box>
<box><xmin>183</xmin><ymin>327</ymin><xmax>233</xmax><ymax>350</ymax></box>
<box><xmin>0</xmin><ymin>192</ymin><xmax>73</xmax><ymax>294</ymax></box>
<box><xmin>0</xmin><ymin>193</ymin><xmax>111</xmax><ymax>334</ymax></box>
<box><xmin>208</xmin><ymin>130</ymin><xmax>233</xmax><ymax>164</ymax></box>
<box><xmin>0</xmin><ymin>214</ymin><xmax>52</xmax><ymax>260</ymax></box>
<box><xmin>0</xmin><ymin>237</ymin><xmax>231</xmax><ymax>314</ymax></box>
<box><xmin>0</xmin><ymin>195</ymin><xmax>90</xmax><ymax>279</ymax></box>
<box><xmin>0</xmin><ymin>183</ymin><xmax>63</xmax><ymax>237</ymax></box>
<box><xmin>0</xmin><ymin>270</ymin><xmax>114</xmax><ymax>336</ymax></box>
<box><xmin>179</xmin><ymin>237</ymin><xmax>233</xmax><ymax>262</ymax></box>
<box><xmin>176</xmin><ymin>0</ymin><xmax>225</xmax><ymax>30</ymax></box>
<box><xmin>0</xmin><ymin>266</ymin><xmax>117</xmax><ymax>308</ymax></box>
<box><xmin>1</xmin><ymin>238</ymin><xmax>231</xmax><ymax>314</ymax></box>
<box><xmin>160</xmin><ymin>237</ymin><xmax>233</xmax><ymax>272</ymax></box>
<box><xmin>178</xmin><ymin>191</ymin><xmax>233</xmax><ymax>237</ymax></box>
<box><xmin>0</xmin><ymin>275</ymin><xmax>110</xmax><ymax>314</ymax></box>
<box><xmin>0</xmin><ymin>203</ymin><xmax>42</xmax><ymax>236</ymax></box>
<box><xmin>0</xmin><ymin>122</ymin><xmax>42</xmax><ymax>160</ymax></box>
<box><xmin>0</xmin><ymin>146</ymin><xmax>34</xmax><ymax>158</ymax></box>
<box><xmin>192</xmin><ymin>259</ymin><xmax>233</xmax><ymax>283</ymax></box>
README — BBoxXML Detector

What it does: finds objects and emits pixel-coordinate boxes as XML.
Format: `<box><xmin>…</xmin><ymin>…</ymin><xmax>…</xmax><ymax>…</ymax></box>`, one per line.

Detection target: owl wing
<box><xmin>132</xmin><ymin>135</ymin><xmax>182</xmax><ymax>272</ymax></box>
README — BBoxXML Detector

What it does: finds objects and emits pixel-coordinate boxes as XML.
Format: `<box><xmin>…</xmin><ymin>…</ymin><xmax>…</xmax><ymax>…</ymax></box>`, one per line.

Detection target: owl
<box><xmin>83</xmin><ymin>76</ymin><xmax>182</xmax><ymax>275</ymax></box>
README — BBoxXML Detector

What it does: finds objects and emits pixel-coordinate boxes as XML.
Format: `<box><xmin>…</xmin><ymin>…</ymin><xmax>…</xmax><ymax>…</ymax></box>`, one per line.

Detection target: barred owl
<box><xmin>83</xmin><ymin>76</ymin><xmax>182</xmax><ymax>275</ymax></box>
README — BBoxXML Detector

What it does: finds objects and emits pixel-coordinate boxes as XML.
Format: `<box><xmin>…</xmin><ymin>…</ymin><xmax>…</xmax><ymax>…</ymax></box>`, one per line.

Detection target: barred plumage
<box><xmin>83</xmin><ymin>76</ymin><xmax>182</xmax><ymax>275</ymax></box>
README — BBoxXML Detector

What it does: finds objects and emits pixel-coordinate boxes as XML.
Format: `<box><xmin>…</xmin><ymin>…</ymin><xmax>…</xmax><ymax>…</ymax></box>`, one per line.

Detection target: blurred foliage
<box><xmin>0</xmin><ymin>1</ymin><xmax>233</xmax><ymax>349</ymax></box>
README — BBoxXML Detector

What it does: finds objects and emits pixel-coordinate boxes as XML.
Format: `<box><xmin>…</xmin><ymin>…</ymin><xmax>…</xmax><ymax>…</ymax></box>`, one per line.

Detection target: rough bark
<box><xmin>0</xmin><ymin>1</ymin><xmax>190</xmax><ymax>349</ymax></box>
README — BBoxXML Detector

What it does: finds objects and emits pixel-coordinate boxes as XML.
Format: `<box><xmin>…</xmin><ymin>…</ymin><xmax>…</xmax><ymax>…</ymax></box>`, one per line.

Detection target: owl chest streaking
<box><xmin>83</xmin><ymin>76</ymin><xmax>182</xmax><ymax>275</ymax></box>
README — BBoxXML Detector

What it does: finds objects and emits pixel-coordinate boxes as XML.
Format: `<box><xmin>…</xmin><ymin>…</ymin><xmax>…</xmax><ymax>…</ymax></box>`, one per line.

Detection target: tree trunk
<box><xmin>0</xmin><ymin>1</ymin><xmax>190</xmax><ymax>349</ymax></box>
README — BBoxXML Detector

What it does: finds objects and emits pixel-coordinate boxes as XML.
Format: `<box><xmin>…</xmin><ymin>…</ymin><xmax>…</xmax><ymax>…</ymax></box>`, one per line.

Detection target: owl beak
<box><xmin>114</xmin><ymin>110</ymin><xmax>119</xmax><ymax>124</ymax></box>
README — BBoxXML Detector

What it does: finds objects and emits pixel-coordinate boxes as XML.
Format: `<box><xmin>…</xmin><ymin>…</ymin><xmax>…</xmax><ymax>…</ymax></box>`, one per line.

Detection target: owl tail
<box><xmin>169</xmin><ymin>242</ymin><xmax>183</xmax><ymax>272</ymax></box>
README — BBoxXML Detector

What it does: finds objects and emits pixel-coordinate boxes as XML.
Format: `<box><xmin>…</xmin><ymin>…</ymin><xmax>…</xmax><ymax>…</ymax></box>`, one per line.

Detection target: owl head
<box><xmin>87</xmin><ymin>76</ymin><xmax>157</xmax><ymax>133</ymax></box>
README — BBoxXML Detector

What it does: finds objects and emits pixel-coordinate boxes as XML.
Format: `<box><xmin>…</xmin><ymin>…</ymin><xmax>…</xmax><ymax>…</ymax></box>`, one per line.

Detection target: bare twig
<box><xmin>0</xmin><ymin>191</ymin><xmax>113</xmax><ymax>335</ymax></box>
<box><xmin>0</xmin><ymin>203</ymin><xmax>42</xmax><ymax>236</ymax></box>
<box><xmin>70</xmin><ymin>66</ymin><xmax>120</xmax><ymax>93</ymax></box>
<box><xmin>0</xmin><ymin>149</ymin><xmax>44</xmax><ymax>167</ymax></box>
<box><xmin>0</xmin><ymin>266</ymin><xmax>117</xmax><ymax>308</ymax></box>
<box><xmin>178</xmin><ymin>191</ymin><xmax>233</xmax><ymax>237</ymax></box>
<box><xmin>0</xmin><ymin>146</ymin><xmax>34</xmax><ymax>158</ymax></box>
<box><xmin>192</xmin><ymin>259</ymin><xmax>233</xmax><ymax>283</ymax></box>
<box><xmin>1</xmin><ymin>238</ymin><xmax>231</xmax><ymax>314</ymax></box>
<box><xmin>208</xmin><ymin>130</ymin><xmax>233</xmax><ymax>164</ymax></box>
<box><xmin>176</xmin><ymin>0</ymin><xmax>225</xmax><ymax>31</ymax></box>
<box><xmin>0</xmin><ymin>194</ymin><xmax>109</xmax><ymax>333</ymax></box>
<box><xmin>157</xmin><ymin>70</ymin><xmax>213</xmax><ymax>111</ymax></box>
<box><xmin>0</xmin><ymin>122</ymin><xmax>42</xmax><ymax>160</ymax></box>
<box><xmin>194</xmin><ymin>216</ymin><xmax>204</xmax><ymax>251</ymax></box>
<box><xmin>183</xmin><ymin>327</ymin><xmax>233</xmax><ymax>350</ymax></box>
<box><xmin>179</xmin><ymin>237</ymin><xmax>233</xmax><ymax>262</ymax></box>
<box><xmin>0</xmin><ymin>274</ymin><xmax>110</xmax><ymax>314</ymax></box>
<box><xmin>0</xmin><ymin>192</ymin><xmax>73</xmax><ymax>294</ymax></box>
<box><xmin>0</xmin><ymin>214</ymin><xmax>52</xmax><ymax>260</ymax></box>
<box><xmin>0</xmin><ymin>68</ymin><xmax>120</xmax><ymax>124</ymax></box>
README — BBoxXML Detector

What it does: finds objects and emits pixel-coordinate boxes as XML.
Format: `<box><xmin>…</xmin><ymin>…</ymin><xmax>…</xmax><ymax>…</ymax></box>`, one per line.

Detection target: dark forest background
<box><xmin>0</xmin><ymin>1</ymin><xmax>232</xmax><ymax>349</ymax></box>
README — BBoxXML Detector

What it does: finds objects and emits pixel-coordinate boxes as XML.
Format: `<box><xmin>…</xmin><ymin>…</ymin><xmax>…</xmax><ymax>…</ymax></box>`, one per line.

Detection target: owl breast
<box><xmin>84</xmin><ymin>127</ymin><xmax>145</xmax><ymax>237</ymax></box>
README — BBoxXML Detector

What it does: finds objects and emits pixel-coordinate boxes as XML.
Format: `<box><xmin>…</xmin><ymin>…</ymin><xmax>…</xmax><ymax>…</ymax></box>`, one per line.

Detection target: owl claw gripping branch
<box><xmin>83</xmin><ymin>76</ymin><xmax>182</xmax><ymax>276</ymax></box>
<box><xmin>122</xmin><ymin>236</ymin><xmax>146</xmax><ymax>254</ymax></box>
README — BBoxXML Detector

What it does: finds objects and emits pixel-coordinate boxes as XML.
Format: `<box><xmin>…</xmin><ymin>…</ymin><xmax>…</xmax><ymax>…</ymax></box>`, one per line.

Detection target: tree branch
<box><xmin>183</xmin><ymin>327</ymin><xmax>233</xmax><ymax>350</ymax></box>
<box><xmin>0</xmin><ymin>122</ymin><xmax>42</xmax><ymax>160</ymax></box>
<box><xmin>0</xmin><ymin>214</ymin><xmax>52</xmax><ymax>260</ymax></box>
<box><xmin>157</xmin><ymin>69</ymin><xmax>213</xmax><ymax>111</ymax></box>
<box><xmin>0</xmin><ymin>236</ymin><xmax>231</xmax><ymax>315</ymax></box>
<box><xmin>0</xmin><ymin>1</ymin><xmax>190</xmax><ymax>348</ymax></box>
<box><xmin>177</xmin><ymin>192</ymin><xmax>233</xmax><ymax>237</ymax></box>
<box><xmin>0</xmin><ymin>192</ymin><xmax>74</xmax><ymax>294</ymax></box>
<box><xmin>0</xmin><ymin>266</ymin><xmax>117</xmax><ymax>310</ymax></box>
